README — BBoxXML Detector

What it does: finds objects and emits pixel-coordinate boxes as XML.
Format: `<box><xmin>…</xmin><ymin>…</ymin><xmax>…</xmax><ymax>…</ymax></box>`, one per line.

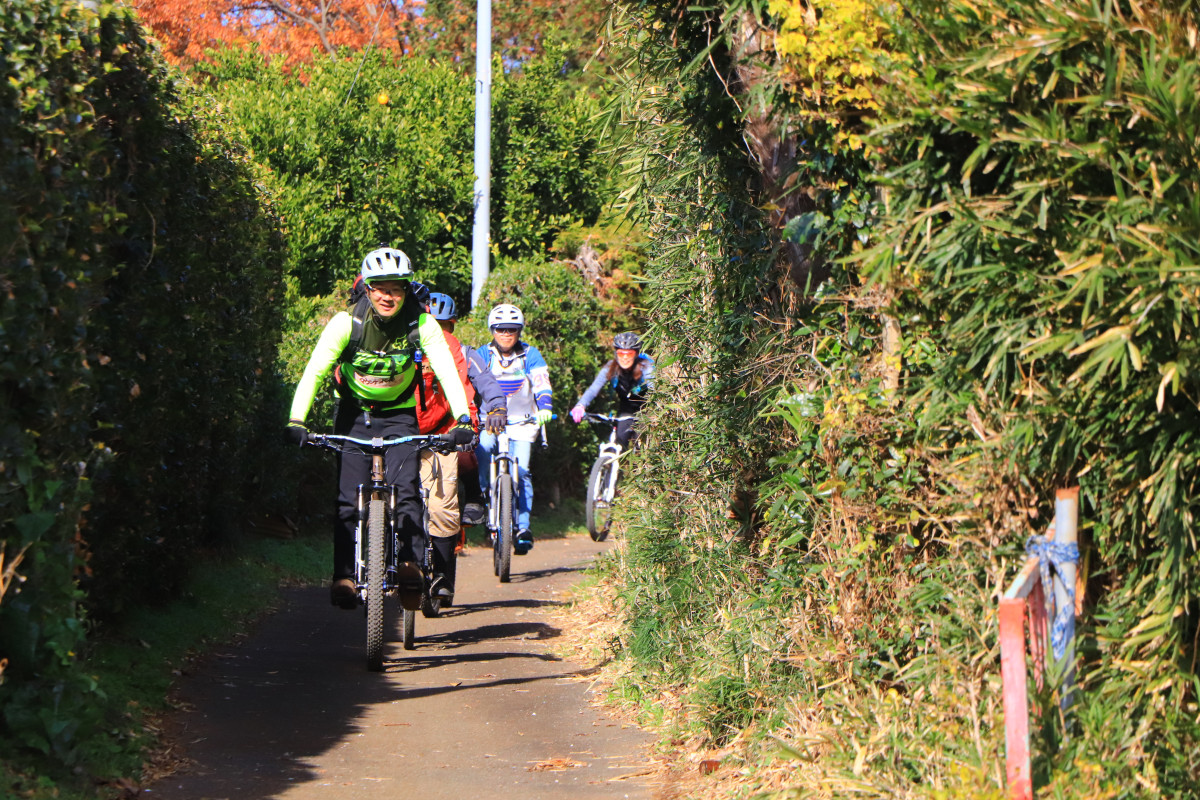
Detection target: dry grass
<box><xmin>549</xmin><ymin>535</ymin><xmax>820</xmax><ymax>800</ymax></box>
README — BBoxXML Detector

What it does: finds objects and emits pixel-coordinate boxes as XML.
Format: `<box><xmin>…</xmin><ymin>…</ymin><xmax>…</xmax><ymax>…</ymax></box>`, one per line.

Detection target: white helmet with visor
<box><xmin>360</xmin><ymin>247</ymin><xmax>413</xmax><ymax>285</ymax></box>
<box><xmin>487</xmin><ymin>304</ymin><xmax>525</xmax><ymax>330</ymax></box>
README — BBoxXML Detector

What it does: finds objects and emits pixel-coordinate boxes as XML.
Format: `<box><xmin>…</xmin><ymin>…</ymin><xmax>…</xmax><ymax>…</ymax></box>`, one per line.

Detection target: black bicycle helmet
<box><xmin>613</xmin><ymin>331</ymin><xmax>642</xmax><ymax>351</ymax></box>
<box><xmin>427</xmin><ymin>292</ymin><xmax>457</xmax><ymax>321</ymax></box>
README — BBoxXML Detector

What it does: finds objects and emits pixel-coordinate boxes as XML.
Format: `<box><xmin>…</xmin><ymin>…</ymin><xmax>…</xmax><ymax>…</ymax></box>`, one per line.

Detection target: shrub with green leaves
<box><xmin>598</xmin><ymin>0</ymin><xmax>1200</xmax><ymax>796</ymax></box>
<box><xmin>454</xmin><ymin>233</ymin><xmax>645</xmax><ymax>495</ymax></box>
<box><xmin>207</xmin><ymin>43</ymin><xmax>609</xmax><ymax>304</ymax></box>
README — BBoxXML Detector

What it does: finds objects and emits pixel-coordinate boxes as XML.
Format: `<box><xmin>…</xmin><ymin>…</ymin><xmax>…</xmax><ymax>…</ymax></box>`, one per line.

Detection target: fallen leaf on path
<box><xmin>607</xmin><ymin>768</ymin><xmax>657</xmax><ymax>781</ymax></box>
<box><xmin>527</xmin><ymin>757</ymin><xmax>587</xmax><ymax>772</ymax></box>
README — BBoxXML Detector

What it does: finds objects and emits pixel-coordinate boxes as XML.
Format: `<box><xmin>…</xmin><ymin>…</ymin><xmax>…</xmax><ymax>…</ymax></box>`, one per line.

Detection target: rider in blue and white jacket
<box><xmin>474</xmin><ymin>304</ymin><xmax>553</xmax><ymax>554</ymax></box>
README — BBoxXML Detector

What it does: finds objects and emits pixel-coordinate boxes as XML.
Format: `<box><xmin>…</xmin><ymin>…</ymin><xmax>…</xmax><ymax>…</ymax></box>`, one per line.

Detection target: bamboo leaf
<box><xmin>1067</xmin><ymin>325</ymin><xmax>1132</xmax><ymax>357</ymax></box>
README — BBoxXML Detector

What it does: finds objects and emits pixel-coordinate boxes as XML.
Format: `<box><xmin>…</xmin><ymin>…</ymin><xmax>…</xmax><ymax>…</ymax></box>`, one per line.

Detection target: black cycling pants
<box><xmin>614</xmin><ymin>411</ymin><xmax>640</xmax><ymax>450</ymax></box>
<box><xmin>332</xmin><ymin>403</ymin><xmax>422</xmax><ymax>580</ymax></box>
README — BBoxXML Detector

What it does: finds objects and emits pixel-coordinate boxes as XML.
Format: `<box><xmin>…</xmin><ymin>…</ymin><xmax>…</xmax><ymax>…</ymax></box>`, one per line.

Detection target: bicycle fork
<box><xmin>487</xmin><ymin>432</ymin><xmax>514</xmax><ymax>532</ymax></box>
<box><xmin>354</xmin><ymin>485</ymin><xmax>366</xmax><ymax>589</ymax></box>
<box><xmin>354</xmin><ymin>454</ymin><xmax>391</xmax><ymax>594</ymax></box>
<box><xmin>601</xmin><ymin>444</ymin><xmax>623</xmax><ymax>504</ymax></box>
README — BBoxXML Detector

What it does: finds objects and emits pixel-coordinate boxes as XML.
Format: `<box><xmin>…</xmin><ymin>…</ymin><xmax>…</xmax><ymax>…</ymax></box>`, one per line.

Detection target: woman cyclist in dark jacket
<box><xmin>569</xmin><ymin>332</ymin><xmax>654</xmax><ymax>448</ymax></box>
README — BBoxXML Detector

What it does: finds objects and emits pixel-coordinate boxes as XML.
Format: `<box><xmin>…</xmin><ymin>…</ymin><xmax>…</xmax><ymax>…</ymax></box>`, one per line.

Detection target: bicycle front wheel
<box><xmin>365</xmin><ymin>498</ymin><xmax>387</xmax><ymax>671</ymax></box>
<box><xmin>495</xmin><ymin>473</ymin><xmax>513</xmax><ymax>583</ymax></box>
<box><xmin>586</xmin><ymin>456</ymin><xmax>615</xmax><ymax>542</ymax></box>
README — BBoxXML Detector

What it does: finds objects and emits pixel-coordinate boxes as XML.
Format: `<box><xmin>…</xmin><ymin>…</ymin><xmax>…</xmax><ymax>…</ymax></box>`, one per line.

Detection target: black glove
<box><xmin>449</xmin><ymin>416</ymin><xmax>477</xmax><ymax>447</ymax></box>
<box><xmin>410</xmin><ymin>280</ymin><xmax>431</xmax><ymax>307</ymax></box>
<box><xmin>484</xmin><ymin>408</ymin><xmax>507</xmax><ymax>435</ymax></box>
<box><xmin>285</xmin><ymin>420</ymin><xmax>308</xmax><ymax>447</ymax></box>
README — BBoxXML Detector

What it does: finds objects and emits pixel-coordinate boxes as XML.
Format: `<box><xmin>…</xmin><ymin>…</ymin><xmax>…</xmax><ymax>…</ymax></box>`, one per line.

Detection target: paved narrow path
<box><xmin>145</xmin><ymin>535</ymin><xmax>653</xmax><ymax>800</ymax></box>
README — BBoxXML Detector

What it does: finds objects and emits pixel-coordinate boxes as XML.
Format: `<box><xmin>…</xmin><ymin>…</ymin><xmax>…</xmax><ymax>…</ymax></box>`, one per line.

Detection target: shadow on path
<box><xmin>149</xmin><ymin>537</ymin><xmax>652</xmax><ymax>800</ymax></box>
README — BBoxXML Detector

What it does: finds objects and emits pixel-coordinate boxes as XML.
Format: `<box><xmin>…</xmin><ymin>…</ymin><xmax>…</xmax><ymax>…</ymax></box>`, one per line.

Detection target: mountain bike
<box><xmin>484</xmin><ymin>415</ymin><xmax>548</xmax><ymax>583</ymax></box>
<box><xmin>580</xmin><ymin>413</ymin><xmax>636</xmax><ymax>542</ymax></box>
<box><xmin>304</xmin><ymin>429</ymin><xmax>469</xmax><ymax>670</ymax></box>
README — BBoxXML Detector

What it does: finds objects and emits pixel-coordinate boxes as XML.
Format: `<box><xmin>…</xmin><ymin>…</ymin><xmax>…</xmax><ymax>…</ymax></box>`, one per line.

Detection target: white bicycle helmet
<box><xmin>360</xmin><ymin>247</ymin><xmax>413</xmax><ymax>284</ymax></box>
<box><xmin>487</xmin><ymin>304</ymin><xmax>524</xmax><ymax>329</ymax></box>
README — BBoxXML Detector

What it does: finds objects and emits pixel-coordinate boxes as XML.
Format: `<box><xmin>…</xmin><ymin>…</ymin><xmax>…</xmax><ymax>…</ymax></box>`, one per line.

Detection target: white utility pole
<box><xmin>470</xmin><ymin>0</ymin><xmax>493</xmax><ymax>310</ymax></box>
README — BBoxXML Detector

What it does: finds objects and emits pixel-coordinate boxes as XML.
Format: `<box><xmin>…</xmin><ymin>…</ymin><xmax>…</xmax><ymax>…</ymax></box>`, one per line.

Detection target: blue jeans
<box><xmin>476</xmin><ymin>433</ymin><xmax>533</xmax><ymax>531</ymax></box>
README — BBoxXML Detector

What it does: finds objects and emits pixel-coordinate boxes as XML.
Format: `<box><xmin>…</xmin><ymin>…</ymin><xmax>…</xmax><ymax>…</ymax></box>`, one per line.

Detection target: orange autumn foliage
<box><xmin>130</xmin><ymin>0</ymin><xmax>424</xmax><ymax>67</ymax></box>
<box><xmin>131</xmin><ymin>0</ymin><xmax>609</xmax><ymax>70</ymax></box>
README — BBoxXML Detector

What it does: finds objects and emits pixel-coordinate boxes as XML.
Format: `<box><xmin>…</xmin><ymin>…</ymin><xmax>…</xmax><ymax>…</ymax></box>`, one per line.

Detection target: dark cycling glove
<box><xmin>285</xmin><ymin>420</ymin><xmax>308</xmax><ymax>447</ymax></box>
<box><xmin>410</xmin><ymin>281</ymin><xmax>431</xmax><ymax>307</ymax></box>
<box><xmin>484</xmin><ymin>408</ymin><xmax>507</xmax><ymax>435</ymax></box>
<box><xmin>449</xmin><ymin>416</ymin><xmax>477</xmax><ymax>447</ymax></box>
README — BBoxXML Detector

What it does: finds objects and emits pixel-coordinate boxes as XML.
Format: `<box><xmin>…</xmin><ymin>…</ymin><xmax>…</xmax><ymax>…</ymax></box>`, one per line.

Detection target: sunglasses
<box><xmin>615</xmin><ymin>349</ymin><xmax>638</xmax><ymax>357</ymax></box>
<box><xmin>368</xmin><ymin>282</ymin><xmax>408</xmax><ymax>298</ymax></box>
<box><xmin>493</xmin><ymin>326</ymin><xmax>521</xmax><ymax>334</ymax></box>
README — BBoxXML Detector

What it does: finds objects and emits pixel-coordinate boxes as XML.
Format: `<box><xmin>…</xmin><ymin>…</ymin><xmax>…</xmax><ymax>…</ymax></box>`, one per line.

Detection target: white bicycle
<box><xmin>580</xmin><ymin>413</ymin><xmax>635</xmax><ymax>541</ymax></box>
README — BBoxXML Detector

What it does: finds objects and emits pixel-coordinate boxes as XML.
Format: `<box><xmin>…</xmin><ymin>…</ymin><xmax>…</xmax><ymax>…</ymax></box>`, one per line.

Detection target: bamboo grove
<box><xmin>601</xmin><ymin>0</ymin><xmax>1200</xmax><ymax>795</ymax></box>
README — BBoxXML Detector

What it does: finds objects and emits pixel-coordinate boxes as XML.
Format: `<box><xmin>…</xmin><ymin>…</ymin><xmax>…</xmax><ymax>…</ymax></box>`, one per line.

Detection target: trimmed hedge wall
<box><xmin>1</xmin><ymin>0</ymin><xmax>284</xmax><ymax>766</ymax></box>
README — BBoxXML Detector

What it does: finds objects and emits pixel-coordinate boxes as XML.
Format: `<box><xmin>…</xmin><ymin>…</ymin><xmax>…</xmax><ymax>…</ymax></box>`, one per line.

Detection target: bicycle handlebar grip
<box><xmin>447</xmin><ymin>426</ymin><xmax>475</xmax><ymax>446</ymax></box>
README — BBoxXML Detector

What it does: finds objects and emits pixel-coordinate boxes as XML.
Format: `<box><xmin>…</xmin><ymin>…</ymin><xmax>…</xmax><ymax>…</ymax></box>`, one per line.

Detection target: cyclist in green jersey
<box><xmin>286</xmin><ymin>248</ymin><xmax>473</xmax><ymax>609</ymax></box>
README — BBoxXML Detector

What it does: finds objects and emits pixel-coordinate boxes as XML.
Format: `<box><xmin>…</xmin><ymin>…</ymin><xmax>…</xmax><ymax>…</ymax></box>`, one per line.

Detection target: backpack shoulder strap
<box><xmin>340</xmin><ymin>295</ymin><xmax>372</xmax><ymax>363</ymax></box>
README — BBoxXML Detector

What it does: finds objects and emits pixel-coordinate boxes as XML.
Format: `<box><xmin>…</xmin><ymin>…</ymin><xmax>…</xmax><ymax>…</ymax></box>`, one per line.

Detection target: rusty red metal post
<box><xmin>999</xmin><ymin>486</ymin><xmax>1081</xmax><ymax>798</ymax></box>
<box><xmin>1000</xmin><ymin>556</ymin><xmax>1041</xmax><ymax>800</ymax></box>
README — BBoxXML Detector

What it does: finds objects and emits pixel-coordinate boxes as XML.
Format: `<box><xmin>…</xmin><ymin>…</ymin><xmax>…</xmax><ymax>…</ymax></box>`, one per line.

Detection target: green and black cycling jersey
<box><xmin>289</xmin><ymin>306</ymin><xmax>469</xmax><ymax>422</ymax></box>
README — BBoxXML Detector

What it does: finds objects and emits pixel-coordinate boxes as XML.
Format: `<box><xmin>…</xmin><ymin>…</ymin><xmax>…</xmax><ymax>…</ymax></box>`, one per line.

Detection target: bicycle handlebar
<box><xmin>580</xmin><ymin>412</ymin><xmax>637</xmax><ymax>424</ymax></box>
<box><xmin>504</xmin><ymin>413</ymin><xmax>557</xmax><ymax>425</ymax></box>
<box><xmin>304</xmin><ymin>430</ymin><xmax>469</xmax><ymax>454</ymax></box>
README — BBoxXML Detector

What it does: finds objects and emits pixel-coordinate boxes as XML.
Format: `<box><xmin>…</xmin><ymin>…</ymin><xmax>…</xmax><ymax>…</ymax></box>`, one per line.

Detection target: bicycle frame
<box><xmin>585</xmin><ymin>413</ymin><xmax>635</xmax><ymax>504</ymax></box>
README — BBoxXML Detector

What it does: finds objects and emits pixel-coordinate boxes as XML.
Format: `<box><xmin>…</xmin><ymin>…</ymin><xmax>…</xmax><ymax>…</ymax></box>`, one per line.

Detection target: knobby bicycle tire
<box><xmin>421</xmin><ymin>586</ymin><xmax>441</xmax><ymax>618</ymax></box>
<box><xmin>402</xmin><ymin>608</ymin><xmax>416</xmax><ymax>650</ymax></box>
<box><xmin>495</xmin><ymin>472</ymin><xmax>513</xmax><ymax>583</ymax></box>
<box><xmin>366</xmin><ymin>498</ymin><xmax>387</xmax><ymax>671</ymax></box>
<box><xmin>421</xmin><ymin>498</ymin><xmax>440</xmax><ymax>620</ymax></box>
<box><xmin>586</xmin><ymin>456</ymin><xmax>615</xmax><ymax>542</ymax></box>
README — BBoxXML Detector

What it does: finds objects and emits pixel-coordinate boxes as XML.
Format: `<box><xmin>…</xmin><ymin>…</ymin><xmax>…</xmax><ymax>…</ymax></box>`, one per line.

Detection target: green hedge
<box><xmin>1</xmin><ymin>0</ymin><xmax>284</xmax><ymax>771</ymax></box>
<box><xmin>207</xmin><ymin>43</ymin><xmax>608</xmax><ymax>306</ymax></box>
